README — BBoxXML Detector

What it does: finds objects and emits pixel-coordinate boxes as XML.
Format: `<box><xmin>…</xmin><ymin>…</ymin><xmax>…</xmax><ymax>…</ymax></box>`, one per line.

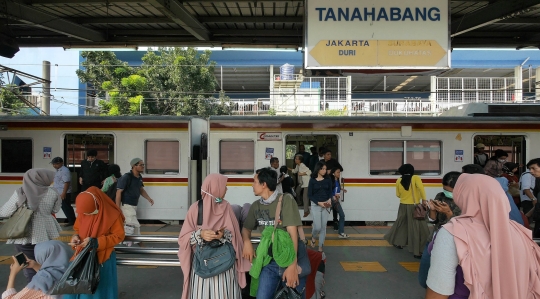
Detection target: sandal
<box><xmin>310</xmin><ymin>238</ymin><xmax>316</xmax><ymax>248</ymax></box>
<box><xmin>318</xmin><ymin>245</ymin><xmax>324</xmax><ymax>252</ymax></box>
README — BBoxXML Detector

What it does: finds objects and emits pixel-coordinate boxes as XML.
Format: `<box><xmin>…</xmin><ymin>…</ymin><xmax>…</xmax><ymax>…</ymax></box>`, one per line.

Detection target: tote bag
<box><xmin>0</xmin><ymin>203</ymin><xmax>33</xmax><ymax>239</ymax></box>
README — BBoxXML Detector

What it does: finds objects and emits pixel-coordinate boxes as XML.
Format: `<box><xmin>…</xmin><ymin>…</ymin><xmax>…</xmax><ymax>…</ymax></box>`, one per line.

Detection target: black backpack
<box><xmin>105</xmin><ymin>182</ymin><xmax>117</xmax><ymax>202</ymax></box>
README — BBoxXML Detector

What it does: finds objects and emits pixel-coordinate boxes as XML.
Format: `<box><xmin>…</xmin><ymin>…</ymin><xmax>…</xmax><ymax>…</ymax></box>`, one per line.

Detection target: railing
<box><xmin>115</xmin><ymin>235</ymin><xmax>261</xmax><ymax>267</ymax></box>
<box><xmin>351</xmin><ymin>99</ymin><xmax>435</xmax><ymax>116</ymax></box>
<box><xmin>230</xmin><ymin>98</ymin><xmax>270</xmax><ymax>115</ymax></box>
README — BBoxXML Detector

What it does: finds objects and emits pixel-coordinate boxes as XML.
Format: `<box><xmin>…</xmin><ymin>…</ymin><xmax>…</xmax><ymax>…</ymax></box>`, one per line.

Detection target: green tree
<box><xmin>0</xmin><ymin>76</ymin><xmax>29</xmax><ymax>115</ymax></box>
<box><xmin>76</xmin><ymin>48</ymin><xmax>232</xmax><ymax>117</ymax></box>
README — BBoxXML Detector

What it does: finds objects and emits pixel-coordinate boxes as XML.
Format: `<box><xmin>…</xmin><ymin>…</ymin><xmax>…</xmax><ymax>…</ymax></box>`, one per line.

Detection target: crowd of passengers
<box><xmin>2</xmin><ymin>145</ymin><xmax>540</xmax><ymax>299</ymax></box>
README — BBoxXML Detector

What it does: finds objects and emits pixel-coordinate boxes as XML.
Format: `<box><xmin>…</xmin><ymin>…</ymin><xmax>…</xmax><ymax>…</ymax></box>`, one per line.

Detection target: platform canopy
<box><xmin>1</xmin><ymin>0</ymin><xmax>540</xmax><ymax>56</ymax></box>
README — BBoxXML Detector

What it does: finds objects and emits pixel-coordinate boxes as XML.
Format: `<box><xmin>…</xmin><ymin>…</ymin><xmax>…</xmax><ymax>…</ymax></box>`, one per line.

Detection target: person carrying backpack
<box><xmin>115</xmin><ymin>158</ymin><xmax>155</xmax><ymax>245</ymax></box>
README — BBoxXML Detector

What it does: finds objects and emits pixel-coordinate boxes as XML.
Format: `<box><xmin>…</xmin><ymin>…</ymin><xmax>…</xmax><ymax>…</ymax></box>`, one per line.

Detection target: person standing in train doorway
<box><xmin>269</xmin><ymin>157</ymin><xmax>283</xmax><ymax>194</ymax></box>
<box><xmin>51</xmin><ymin>157</ymin><xmax>76</xmax><ymax>226</ymax></box>
<box><xmin>115</xmin><ymin>158</ymin><xmax>155</xmax><ymax>246</ymax></box>
<box><xmin>78</xmin><ymin>149</ymin><xmax>106</xmax><ymax>192</ymax></box>
<box><xmin>473</xmin><ymin>143</ymin><xmax>489</xmax><ymax>167</ymax></box>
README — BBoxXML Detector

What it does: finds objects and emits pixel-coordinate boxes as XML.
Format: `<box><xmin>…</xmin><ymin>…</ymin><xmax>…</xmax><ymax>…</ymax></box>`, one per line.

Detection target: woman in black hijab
<box><xmin>384</xmin><ymin>164</ymin><xmax>429</xmax><ymax>258</ymax></box>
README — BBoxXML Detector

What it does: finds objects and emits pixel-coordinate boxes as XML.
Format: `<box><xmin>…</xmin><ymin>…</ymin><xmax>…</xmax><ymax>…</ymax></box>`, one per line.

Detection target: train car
<box><xmin>207</xmin><ymin>116</ymin><xmax>540</xmax><ymax>221</ymax></box>
<box><xmin>1</xmin><ymin>114</ymin><xmax>539</xmax><ymax>222</ymax></box>
<box><xmin>0</xmin><ymin>116</ymin><xmax>207</xmax><ymax>221</ymax></box>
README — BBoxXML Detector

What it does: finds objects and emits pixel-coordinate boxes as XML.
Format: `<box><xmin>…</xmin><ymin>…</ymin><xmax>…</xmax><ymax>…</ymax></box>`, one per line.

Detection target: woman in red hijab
<box><xmin>65</xmin><ymin>187</ymin><xmax>125</xmax><ymax>299</ymax></box>
<box><xmin>178</xmin><ymin>174</ymin><xmax>250</xmax><ymax>299</ymax></box>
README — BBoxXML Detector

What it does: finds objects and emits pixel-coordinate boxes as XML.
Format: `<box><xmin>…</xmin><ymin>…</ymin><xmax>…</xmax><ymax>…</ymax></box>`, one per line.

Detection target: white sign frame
<box><xmin>304</xmin><ymin>0</ymin><xmax>451</xmax><ymax>69</ymax></box>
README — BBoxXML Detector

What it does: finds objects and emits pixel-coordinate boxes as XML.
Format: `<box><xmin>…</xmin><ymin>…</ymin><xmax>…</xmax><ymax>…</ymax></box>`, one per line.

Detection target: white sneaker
<box><xmin>339</xmin><ymin>233</ymin><xmax>349</xmax><ymax>239</ymax></box>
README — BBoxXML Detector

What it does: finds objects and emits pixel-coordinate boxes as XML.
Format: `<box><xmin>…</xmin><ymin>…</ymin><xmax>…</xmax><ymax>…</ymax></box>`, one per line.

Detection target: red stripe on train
<box><xmin>144</xmin><ymin>177</ymin><xmax>188</xmax><ymax>182</ymax></box>
<box><xmin>0</xmin><ymin>176</ymin><xmax>188</xmax><ymax>183</ymax></box>
<box><xmin>4</xmin><ymin>122</ymin><xmax>189</xmax><ymax>129</ymax></box>
<box><xmin>343</xmin><ymin>178</ymin><xmax>441</xmax><ymax>184</ymax></box>
<box><xmin>0</xmin><ymin>176</ymin><xmax>23</xmax><ymax>180</ymax></box>
<box><xmin>226</xmin><ymin>178</ymin><xmax>254</xmax><ymax>183</ymax></box>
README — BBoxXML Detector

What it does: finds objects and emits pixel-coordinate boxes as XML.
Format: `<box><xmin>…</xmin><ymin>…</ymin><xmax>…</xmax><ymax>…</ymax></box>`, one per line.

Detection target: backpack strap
<box><xmin>197</xmin><ymin>200</ymin><xmax>203</xmax><ymax>226</ymax></box>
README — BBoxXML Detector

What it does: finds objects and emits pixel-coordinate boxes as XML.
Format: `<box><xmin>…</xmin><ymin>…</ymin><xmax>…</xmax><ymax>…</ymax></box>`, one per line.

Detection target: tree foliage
<box><xmin>76</xmin><ymin>47</ymin><xmax>232</xmax><ymax>117</ymax></box>
<box><xmin>0</xmin><ymin>74</ymin><xmax>30</xmax><ymax>115</ymax></box>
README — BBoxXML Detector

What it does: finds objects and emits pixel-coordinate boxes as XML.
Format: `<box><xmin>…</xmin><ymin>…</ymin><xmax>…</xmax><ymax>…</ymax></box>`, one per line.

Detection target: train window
<box><xmin>370</xmin><ymin>140</ymin><xmax>441</xmax><ymax>175</ymax></box>
<box><xmin>406</xmin><ymin>141</ymin><xmax>441</xmax><ymax>175</ymax></box>
<box><xmin>145</xmin><ymin>141</ymin><xmax>180</xmax><ymax>174</ymax></box>
<box><xmin>1</xmin><ymin>139</ymin><xmax>32</xmax><ymax>173</ymax></box>
<box><xmin>220</xmin><ymin>141</ymin><xmax>254</xmax><ymax>174</ymax></box>
<box><xmin>370</xmin><ymin>141</ymin><xmax>403</xmax><ymax>175</ymax></box>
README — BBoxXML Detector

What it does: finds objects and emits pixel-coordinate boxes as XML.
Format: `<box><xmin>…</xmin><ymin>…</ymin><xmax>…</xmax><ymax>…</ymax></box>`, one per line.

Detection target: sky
<box><xmin>0</xmin><ymin>47</ymin><xmax>81</xmax><ymax>115</ymax></box>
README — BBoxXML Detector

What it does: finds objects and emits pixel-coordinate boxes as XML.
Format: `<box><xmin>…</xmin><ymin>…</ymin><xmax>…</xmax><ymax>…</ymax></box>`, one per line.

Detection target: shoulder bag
<box><xmin>411</xmin><ymin>177</ymin><xmax>427</xmax><ymax>220</ymax></box>
<box><xmin>0</xmin><ymin>202</ymin><xmax>33</xmax><ymax>239</ymax></box>
<box><xmin>51</xmin><ymin>238</ymin><xmax>100</xmax><ymax>295</ymax></box>
<box><xmin>192</xmin><ymin>200</ymin><xmax>236</xmax><ymax>279</ymax></box>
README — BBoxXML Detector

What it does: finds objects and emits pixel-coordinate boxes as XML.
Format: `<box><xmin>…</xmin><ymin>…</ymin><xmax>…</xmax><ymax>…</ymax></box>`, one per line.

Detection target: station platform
<box><xmin>0</xmin><ymin>224</ymin><xmax>426</xmax><ymax>299</ymax></box>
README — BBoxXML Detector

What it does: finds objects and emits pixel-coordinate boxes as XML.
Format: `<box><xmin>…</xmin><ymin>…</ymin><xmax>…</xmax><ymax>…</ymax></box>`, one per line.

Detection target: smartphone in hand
<box><xmin>14</xmin><ymin>252</ymin><xmax>27</xmax><ymax>267</ymax></box>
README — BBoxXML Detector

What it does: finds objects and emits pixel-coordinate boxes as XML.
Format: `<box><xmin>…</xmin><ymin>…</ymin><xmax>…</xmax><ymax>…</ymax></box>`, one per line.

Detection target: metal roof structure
<box><xmin>2</xmin><ymin>0</ymin><xmax>540</xmax><ymax>51</ymax></box>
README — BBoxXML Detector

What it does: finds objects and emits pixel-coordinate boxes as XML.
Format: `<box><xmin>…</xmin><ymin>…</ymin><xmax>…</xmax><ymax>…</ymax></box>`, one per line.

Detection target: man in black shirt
<box><xmin>78</xmin><ymin>149</ymin><xmax>106</xmax><ymax>192</ymax></box>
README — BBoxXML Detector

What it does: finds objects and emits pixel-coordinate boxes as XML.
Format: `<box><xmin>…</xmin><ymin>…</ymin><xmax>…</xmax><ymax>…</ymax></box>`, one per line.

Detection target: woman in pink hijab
<box><xmin>425</xmin><ymin>174</ymin><xmax>540</xmax><ymax>299</ymax></box>
<box><xmin>178</xmin><ymin>174</ymin><xmax>250</xmax><ymax>299</ymax></box>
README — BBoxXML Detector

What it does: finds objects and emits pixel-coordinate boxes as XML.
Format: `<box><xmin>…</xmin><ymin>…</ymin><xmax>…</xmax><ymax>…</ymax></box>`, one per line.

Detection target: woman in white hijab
<box><xmin>0</xmin><ymin>169</ymin><xmax>63</xmax><ymax>282</ymax></box>
<box><xmin>3</xmin><ymin>240</ymin><xmax>72</xmax><ymax>299</ymax></box>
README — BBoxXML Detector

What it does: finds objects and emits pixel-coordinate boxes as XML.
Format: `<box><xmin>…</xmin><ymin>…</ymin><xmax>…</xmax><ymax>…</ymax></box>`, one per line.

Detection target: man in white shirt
<box><xmin>520</xmin><ymin>159</ymin><xmax>539</xmax><ymax>217</ymax></box>
<box><xmin>51</xmin><ymin>157</ymin><xmax>76</xmax><ymax>226</ymax></box>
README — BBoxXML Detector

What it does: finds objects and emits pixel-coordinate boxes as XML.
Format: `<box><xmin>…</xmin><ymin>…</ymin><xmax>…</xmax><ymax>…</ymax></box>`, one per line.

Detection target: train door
<box><xmin>285</xmin><ymin>134</ymin><xmax>340</xmax><ymax>184</ymax></box>
<box><xmin>64</xmin><ymin>134</ymin><xmax>115</xmax><ymax>200</ymax></box>
<box><xmin>473</xmin><ymin>135</ymin><xmax>526</xmax><ymax>171</ymax></box>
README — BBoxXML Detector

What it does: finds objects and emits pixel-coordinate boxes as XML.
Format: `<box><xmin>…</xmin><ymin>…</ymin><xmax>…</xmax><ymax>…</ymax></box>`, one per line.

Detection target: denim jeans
<box><xmin>333</xmin><ymin>202</ymin><xmax>345</xmax><ymax>234</ymax></box>
<box><xmin>257</xmin><ymin>259</ymin><xmax>307</xmax><ymax>299</ymax></box>
<box><xmin>311</xmin><ymin>204</ymin><xmax>329</xmax><ymax>247</ymax></box>
<box><xmin>418</xmin><ymin>242</ymin><xmax>431</xmax><ymax>289</ymax></box>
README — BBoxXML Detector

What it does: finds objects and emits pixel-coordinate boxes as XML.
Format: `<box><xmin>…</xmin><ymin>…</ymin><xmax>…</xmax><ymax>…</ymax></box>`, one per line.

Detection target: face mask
<box><xmin>442</xmin><ymin>190</ymin><xmax>453</xmax><ymax>199</ymax></box>
<box><xmin>201</xmin><ymin>190</ymin><xmax>223</xmax><ymax>203</ymax></box>
<box><xmin>498</xmin><ymin>159</ymin><xmax>506</xmax><ymax>163</ymax></box>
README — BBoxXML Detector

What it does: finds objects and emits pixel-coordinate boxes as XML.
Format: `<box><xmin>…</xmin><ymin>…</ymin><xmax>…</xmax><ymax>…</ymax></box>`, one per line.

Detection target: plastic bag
<box><xmin>51</xmin><ymin>238</ymin><xmax>100</xmax><ymax>295</ymax></box>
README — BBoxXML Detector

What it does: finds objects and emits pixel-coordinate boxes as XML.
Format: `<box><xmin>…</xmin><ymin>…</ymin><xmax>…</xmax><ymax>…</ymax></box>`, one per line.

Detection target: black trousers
<box><xmin>14</xmin><ymin>244</ymin><xmax>36</xmax><ymax>283</ymax></box>
<box><xmin>61</xmin><ymin>193</ymin><xmax>77</xmax><ymax>225</ymax></box>
<box><xmin>523</xmin><ymin>200</ymin><xmax>534</xmax><ymax>215</ymax></box>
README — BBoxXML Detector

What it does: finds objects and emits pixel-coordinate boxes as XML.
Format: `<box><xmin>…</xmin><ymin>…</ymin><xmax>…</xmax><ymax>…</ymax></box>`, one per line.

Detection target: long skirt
<box><xmin>63</xmin><ymin>251</ymin><xmax>119</xmax><ymax>299</ymax></box>
<box><xmin>188</xmin><ymin>264</ymin><xmax>241</xmax><ymax>299</ymax></box>
<box><xmin>384</xmin><ymin>204</ymin><xmax>429</xmax><ymax>256</ymax></box>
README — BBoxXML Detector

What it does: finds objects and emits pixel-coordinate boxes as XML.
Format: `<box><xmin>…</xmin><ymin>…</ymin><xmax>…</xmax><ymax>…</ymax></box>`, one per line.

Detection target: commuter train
<box><xmin>0</xmin><ymin>115</ymin><xmax>537</xmax><ymax>222</ymax></box>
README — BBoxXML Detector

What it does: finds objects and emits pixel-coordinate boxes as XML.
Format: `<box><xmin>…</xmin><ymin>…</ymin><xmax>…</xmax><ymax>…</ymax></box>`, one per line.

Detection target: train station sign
<box><xmin>304</xmin><ymin>0</ymin><xmax>450</xmax><ymax>69</ymax></box>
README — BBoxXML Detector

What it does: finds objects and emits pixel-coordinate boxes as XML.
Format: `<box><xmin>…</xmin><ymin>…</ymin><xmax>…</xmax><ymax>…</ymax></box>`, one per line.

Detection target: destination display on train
<box><xmin>304</xmin><ymin>0</ymin><xmax>450</xmax><ymax>69</ymax></box>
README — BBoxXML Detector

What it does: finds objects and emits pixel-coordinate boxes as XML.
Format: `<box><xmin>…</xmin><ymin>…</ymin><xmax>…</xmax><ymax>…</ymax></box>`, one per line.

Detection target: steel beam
<box><xmin>147</xmin><ymin>0</ymin><xmax>210</xmax><ymax>41</ymax></box>
<box><xmin>200</xmin><ymin>16</ymin><xmax>303</xmax><ymax>23</ymax></box>
<box><xmin>69</xmin><ymin>17</ymin><xmax>174</xmax><ymax>24</ymax></box>
<box><xmin>212</xmin><ymin>29</ymin><xmax>302</xmax><ymax>37</ymax></box>
<box><xmin>497</xmin><ymin>17</ymin><xmax>540</xmax><ymax>24</ymax></box>
<box><xmin>1</xmin><ymin>2</ymin><xmax>105</xmax><ymax>42</ymax></box>
<box><xmin>451</xmin><ymin>0</ymin><xmax>540</xmax><ymax>37</ymax></box>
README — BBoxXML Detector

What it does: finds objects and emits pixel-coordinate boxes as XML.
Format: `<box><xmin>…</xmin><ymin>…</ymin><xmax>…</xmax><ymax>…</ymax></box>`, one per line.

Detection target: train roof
<box><xmin>208</xmin><ymin>115</ymin><xmax>540</xmax><ymax>123</ymax></box>
<box><xmin>0</xmin><ymin>115</ymin><xmax>202</xmax><ymax>123</ymax></box>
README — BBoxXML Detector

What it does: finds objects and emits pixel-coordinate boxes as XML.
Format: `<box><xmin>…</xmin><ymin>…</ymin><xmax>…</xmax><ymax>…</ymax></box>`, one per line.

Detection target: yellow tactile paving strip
<box><xmin>0</xmin><ymin>256</ymin><xmax>13</xmax><ymax>265</ymax></box>
<box><xmin>324</xmin><ymin>240</ymin><xmax>390</xmax><ymax>246</ymax></box>
<box><xmin>399</xmin><ymin>262</ymin><xmax>420</xmax><ymax>272</ymax></box>
<box><xmin>340</xmin><ymin>262</ymin><xmax>387</xmax><ymax>272</ymax></box>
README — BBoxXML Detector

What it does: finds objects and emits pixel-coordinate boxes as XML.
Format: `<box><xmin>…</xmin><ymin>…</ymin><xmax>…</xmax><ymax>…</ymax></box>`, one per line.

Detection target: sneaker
<box><xmin>339</xmin><ymin>233</ymin><xmax>349</xmax><ymax>239</ymax></box>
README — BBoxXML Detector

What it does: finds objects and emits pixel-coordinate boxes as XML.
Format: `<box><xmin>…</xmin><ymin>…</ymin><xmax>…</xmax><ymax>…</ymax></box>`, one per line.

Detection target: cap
<box><xmin>130</xmin><ymin>158</ymin><xmax>143</xmax><ymax>167</ymax></box>
<box><xmin>50</xmin><ymin>157</ymin><xmax>63</xmax><ymax>164</ymax></box>
<box><xmin>475</xmin><ymin>143</ymin><xmax>485</xmax><ymax>149</ymax></box>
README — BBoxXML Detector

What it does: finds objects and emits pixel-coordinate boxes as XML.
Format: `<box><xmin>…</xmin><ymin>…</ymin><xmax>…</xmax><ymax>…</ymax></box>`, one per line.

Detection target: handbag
<box><xmin>0</xmin><ymin>203</ymin><xmax>33</xmax><ymax>239</ymax></box>
<box><xmin>274</xmin><ymin>281</ymin><xmax>304</xmax><ymax>299</ymax></box>
<box><xmin>51</xmin><ymin>238</ymin><xmax>100</xmax><ymax>295</ymax></box>
<box><xmin>410</xmin><ymin>178</ymin><xmax>427</xmax><ymax>220</ymax></box>
<box><xmin>192</xmin><ymin>200</ymin><xmax>236</xmax><ymax>279</ymax></box>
